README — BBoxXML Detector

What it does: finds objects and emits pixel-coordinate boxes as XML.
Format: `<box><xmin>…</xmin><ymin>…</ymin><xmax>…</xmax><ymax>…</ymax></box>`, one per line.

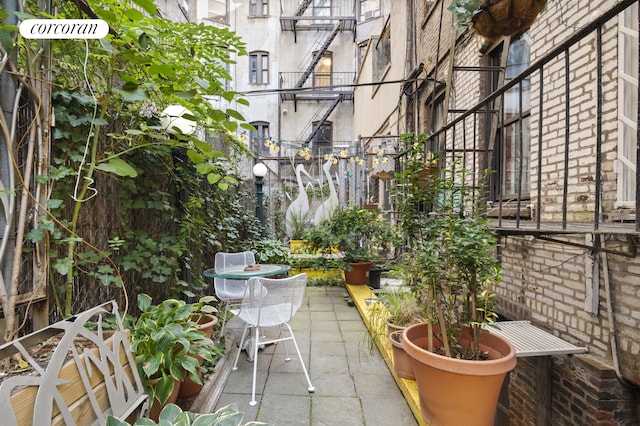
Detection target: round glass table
<box><xmin>203</xmin><ymin>264</ymin><xmax>291</xmax><ymax>279</ymax></box>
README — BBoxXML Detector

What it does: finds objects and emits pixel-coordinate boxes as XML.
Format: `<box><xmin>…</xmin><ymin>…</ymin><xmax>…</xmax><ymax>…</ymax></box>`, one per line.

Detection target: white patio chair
<box><xmin>232</xmin><ymin>273</ymin><xmax>315</xmax><ymax>406</ymax></box>
<box><xmin>213</xmin><ymin>251</ymin><xmax>255</xmax><ymax>340</ymax></box>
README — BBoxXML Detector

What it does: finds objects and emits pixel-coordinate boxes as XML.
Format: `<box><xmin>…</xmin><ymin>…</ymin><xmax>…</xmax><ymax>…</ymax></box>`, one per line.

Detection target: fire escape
<box><xmin>279</xmin><ymin>1</ymin><xmax>357</xmax><ymax>148</ymax></box>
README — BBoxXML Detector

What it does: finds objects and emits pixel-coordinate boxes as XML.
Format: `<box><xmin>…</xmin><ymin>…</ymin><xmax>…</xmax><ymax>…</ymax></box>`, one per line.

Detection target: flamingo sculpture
<box><xmin>314</xmin><ymin>159</ymin><xmax>339</xmax><ymax>225</ymax></box>
<box><xmin>285</xmin><ymin>164</ymin><xmax>312</xmax><ymax>238</ymax></box>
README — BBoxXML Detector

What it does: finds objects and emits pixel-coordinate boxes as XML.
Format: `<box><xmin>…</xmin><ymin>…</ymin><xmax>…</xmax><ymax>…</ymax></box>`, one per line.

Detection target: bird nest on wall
<box><xmin>472</xmin><ymin>0</ymin><xmax>548</xmax><ymax>40</ymax></box>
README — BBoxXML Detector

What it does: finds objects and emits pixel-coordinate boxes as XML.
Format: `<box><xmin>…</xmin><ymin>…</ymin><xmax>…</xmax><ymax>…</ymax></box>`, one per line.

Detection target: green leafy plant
<box><xmin>449</xmin><ymin>0</ymin><xmax>481</xmax><ymax>29</ymax></box>
<box><xmin>250</xmin><ymin>239</ymin><xmax>289</xmax><ymax>264</ymax></box>
<box><xmin>129</xmin><ymin>294</ymin><xmax>221</xmax><ymax>406</ymax></box>
<box><xmin>106</xmin><ymin>403</ymin><xmax>271</xmax><ymax>426</ymax></box>
<box><xmin>302</xmin><ymin>205</ymin><xmax>398</xmax><ymax>266</ymax></box>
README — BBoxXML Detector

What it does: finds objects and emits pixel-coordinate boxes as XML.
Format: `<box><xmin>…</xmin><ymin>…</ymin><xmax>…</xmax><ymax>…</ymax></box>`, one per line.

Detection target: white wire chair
<box><xmin>232</xmin><ymin>273</ymin><xmax>315</xmax><ymax>406</ymax></box>
<box><xmin>213</xmin><ymin>251</ymin><xmax>255</xmax><ymax>339</ymax></box>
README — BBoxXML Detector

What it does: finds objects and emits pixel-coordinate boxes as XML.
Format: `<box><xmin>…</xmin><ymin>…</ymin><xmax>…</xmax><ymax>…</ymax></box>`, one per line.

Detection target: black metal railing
<box><xmin>430</xmin><ymin>0</ymin><xmax>639</xmax><ymax>235</ymax></box>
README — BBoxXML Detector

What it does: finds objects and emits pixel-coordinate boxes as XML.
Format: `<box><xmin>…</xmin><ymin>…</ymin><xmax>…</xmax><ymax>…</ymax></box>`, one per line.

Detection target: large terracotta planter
<box><xmin>402</xmin><ymin>322</ymin><xmax>517</xmax><ymax>426</ymax></box>
<box><xmin>343</xmin><ymin>261</ymin><xmax>372</xmax><ymax>285</ymax></box>
<box><xmin>389</xmin><ymin>330</ymin><xmax>415</xmax><ymax>380</ymax></box>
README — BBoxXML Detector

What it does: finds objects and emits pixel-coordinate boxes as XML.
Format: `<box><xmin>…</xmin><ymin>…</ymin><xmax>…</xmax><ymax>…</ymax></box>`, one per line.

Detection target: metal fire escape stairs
<box><xmin>280</xmin><ymin>2</ymin><xmax>356</xmax><ymax>151</ymax></box>
<box><xmin>304</xmin><ymin>94</ymin><xmax>343</xmax><ymax>146</ymax></box>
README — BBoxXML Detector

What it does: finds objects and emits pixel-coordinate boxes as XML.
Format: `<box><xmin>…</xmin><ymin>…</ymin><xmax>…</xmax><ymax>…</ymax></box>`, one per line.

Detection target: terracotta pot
<box><xmin>385</xmin><ymin>320</ymin><xmax>406</xmax><ymax>336</ymax></box>
<box><xmin>178</xmin><ymin>365</ymin><xmax>204</xmax><ymax>399</ymax></box>
<box><xmin>149</xmin><ymin>377</ymin><xmax>180</xmax><ymax>421</ymax></box>
<box><xmin>389</xmin><ymin>331</ymin><xmax>415</xmax><ymax>380</ymax></box>
<box><xmin>343</xmin><ymin>261</ymin><xmax>372</xmax><ymax>285</ymax></box>
<box><xmin>402</xmin><ymin>322</ymin><xmax>517</xmax><ymax>426</ymax></box>
<box><xmin>193</xmin><ymin>313</ymin><xmax>218</xmax><ymax>340</ymax></box>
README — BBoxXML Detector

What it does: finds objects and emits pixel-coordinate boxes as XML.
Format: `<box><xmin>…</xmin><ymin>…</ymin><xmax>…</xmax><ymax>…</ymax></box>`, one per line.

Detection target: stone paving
<box><xmin>213</xmin><ymin>286</ymin><xmax>417</xmax><ymax>426</ymax></box>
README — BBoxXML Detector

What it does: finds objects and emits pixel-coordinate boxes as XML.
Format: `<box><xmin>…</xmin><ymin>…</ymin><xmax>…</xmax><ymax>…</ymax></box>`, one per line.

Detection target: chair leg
<box><xmin>283</xmin><ymin>323</ymin><xmax>315</xmax><ymax>393</ymax></box>
<box><xmin>279</xmin><ymin>325</ymin><xmax>291</xmax><ymax>362</ymax></box>
<box><xmin>250</xmin><ymin>325</ymin><xmax>260</xmax><ymax>406</ymax></box>
<box><xmin>232</xmin><ymin>323</ymin><xmax>249</xmax><ymax>371</ymax></box>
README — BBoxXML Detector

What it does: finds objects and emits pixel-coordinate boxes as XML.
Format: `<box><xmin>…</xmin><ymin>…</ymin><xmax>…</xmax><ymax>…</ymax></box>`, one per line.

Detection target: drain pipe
<box><xmin>601</xmin><ymin>237</ymin><xmax>640</xmax><ymax>389</ymax></box>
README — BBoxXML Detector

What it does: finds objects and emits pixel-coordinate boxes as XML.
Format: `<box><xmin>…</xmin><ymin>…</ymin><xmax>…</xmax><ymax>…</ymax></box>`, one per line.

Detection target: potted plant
<box><xmin>302</xmin><ymin>205</ymin><xmax>397</xmax><ymax>285</ymax></box>
<box><xmin>368</xmin><ymin>287</ymin><xmax>425</xmax><ymax>380</ymax></box>
<box><xmin>449</xmin><ymin>0</ymin><xmax>549</xmax><ymax>41</ymax></box>
<box><xmin>397</xmin><ymin>164</ymin><xmax>517</xmax><ymax>426</ymax></box>
<box><xmin>129</xmin><ymin>294</ymin><xmax>219</xmax><ymax>420</ymax></box>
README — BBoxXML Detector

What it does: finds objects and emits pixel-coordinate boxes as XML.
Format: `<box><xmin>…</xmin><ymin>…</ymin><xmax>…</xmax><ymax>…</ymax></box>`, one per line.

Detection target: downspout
<box><xmin>601</xmin><ymin>237</ymin><xmax>640</xmax><ymax>390</ymax></box>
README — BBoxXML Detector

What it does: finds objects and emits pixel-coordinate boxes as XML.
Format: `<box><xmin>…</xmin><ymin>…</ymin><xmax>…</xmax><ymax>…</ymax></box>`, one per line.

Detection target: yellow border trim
<box><xmin>346</xmin><ymin>284</ymin><xmax>428</xmax><ymax>426</ymax></box>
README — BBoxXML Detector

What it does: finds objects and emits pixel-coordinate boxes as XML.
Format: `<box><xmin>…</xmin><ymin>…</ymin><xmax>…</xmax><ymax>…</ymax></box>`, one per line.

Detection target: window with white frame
<box><xmin>250</xmin><ymin>121</ymin><xmax>270</xmax><ymax>155</ymax></box>
<box><xmin>208</xmin><ymin>0</ymin><xmax>228</xmax><ymax>24</ymax></box>
<box><xmin>360</xmin><ymin>0</ymin><xmax>380</xmax><ymax>21</ymax></box>
<box><xmin>249</xmin><ymin>51</ymin><xmax>269</xmax><ymax>84</ymax></box>
<box><xmin>249</xmin><ymin>0</ymin><xmax>268</xmax><ymax>17</ymax></box>
<box><xmin>617</xmin><ymin>4</ymin><xmax>638</xmax><ymax>207</ymax></box>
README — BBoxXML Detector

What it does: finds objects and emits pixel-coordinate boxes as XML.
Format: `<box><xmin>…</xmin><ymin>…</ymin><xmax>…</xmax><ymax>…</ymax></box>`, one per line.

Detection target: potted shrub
<box><xmin>394</xmin><ymin>137</ymin><xmax>516</xmax><ymax>425</ymax></box>
<box><xmin>129</xmin><ymin>294</ymin><xmax>219</xmax><ymax>420</ymax></box>
<box><xmin>449</xmin><ymin>0</ymin><xmax>549</xmax><ymax>41</ymax></box>
<box><xmin>302</xmin><ymin>205</ymin><xmax>397</xmax><ymax>285</ymax></box>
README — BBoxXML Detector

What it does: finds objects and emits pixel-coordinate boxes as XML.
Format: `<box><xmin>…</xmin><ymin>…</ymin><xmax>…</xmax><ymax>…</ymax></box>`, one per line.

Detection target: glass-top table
<box><xmin>203</xmin><ymin>264</ymin><xmax>290</xmax><ymax>279</ymax></box>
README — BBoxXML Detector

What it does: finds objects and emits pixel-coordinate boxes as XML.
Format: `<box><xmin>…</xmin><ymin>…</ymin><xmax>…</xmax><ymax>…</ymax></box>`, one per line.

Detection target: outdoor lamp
<box><xmin>253</xmin><ymin>163</ymin><xmax>267</xmax><ymax>236</ymax></box>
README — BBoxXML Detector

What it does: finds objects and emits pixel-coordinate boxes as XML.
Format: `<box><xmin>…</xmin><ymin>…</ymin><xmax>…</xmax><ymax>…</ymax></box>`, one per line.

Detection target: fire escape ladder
<box><xmin>293</xmin><ymin>0</ymin><xmax>313</xmax><ymax>16</ymax></box>
<box><xmin>295</xmin><ymin>22</ymin><xmax>341</xmax><ymax>89</ymax></box>
<box><xmin>304</xmin><ymin>95</ymin><xmax>343</xmax><ymax>145</ymax></box>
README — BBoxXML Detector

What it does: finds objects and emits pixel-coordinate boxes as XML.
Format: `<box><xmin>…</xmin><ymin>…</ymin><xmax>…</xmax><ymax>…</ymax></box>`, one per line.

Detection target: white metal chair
<box><xmin>232</xmin><ymin>273</ymin><xmax>315</xmax><ymax>406</ymax></box>
<box><xmin>213</xmin><ymin>251</ymin><xmax>255</xmax><ymax>339</ymax></box>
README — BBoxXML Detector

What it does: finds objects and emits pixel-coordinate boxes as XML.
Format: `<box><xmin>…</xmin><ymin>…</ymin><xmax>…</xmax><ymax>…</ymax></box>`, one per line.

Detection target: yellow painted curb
<box><xmin>346</xmin><ymin>284</ymin><xmax>428</xmax><ymax>426</ymax></box>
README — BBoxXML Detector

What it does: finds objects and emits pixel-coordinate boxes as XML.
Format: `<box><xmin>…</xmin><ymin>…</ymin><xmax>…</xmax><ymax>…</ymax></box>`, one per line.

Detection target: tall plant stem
<box><xmin>63</xmin><ymin>101</ymin><xmax>108</xmax><ymax>318</ymax></box>
<box><xmin>436</xmin><ymin>292</ymin><xmax>451</xmax><ymax>357</ymax></box>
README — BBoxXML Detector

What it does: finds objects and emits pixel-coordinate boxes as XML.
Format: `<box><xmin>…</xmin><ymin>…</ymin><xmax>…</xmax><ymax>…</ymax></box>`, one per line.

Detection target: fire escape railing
<box><xmin>429</xmin><ymin>0</ymin><xmax>640</xmax><ymax>236</ymax></box>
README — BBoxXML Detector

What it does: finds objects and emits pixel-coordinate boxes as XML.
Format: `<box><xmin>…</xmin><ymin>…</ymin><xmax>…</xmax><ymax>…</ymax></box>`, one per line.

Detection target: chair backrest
<box><xmin>238</xmin><ymin>273</ymin><xmax>308</xmax><ymax>328</ymax></box>
<box><xmin>213</xmin><ymin>251</ymin><xmax>255</xmax><ymax>299</ymax></box>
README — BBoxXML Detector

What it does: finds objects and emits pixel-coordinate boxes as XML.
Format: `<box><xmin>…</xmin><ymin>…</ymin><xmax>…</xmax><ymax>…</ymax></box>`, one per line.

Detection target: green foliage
<box><xmin>129</xmin><ymin>294</ymin><xmax>222</xmax><ymax>405</ymax></box>
<box><xmin>250</xmin><ymin>239</ymin><xmax>289</xmax><ymax>264</ymax></box>
<box><xmin>448</xmin><ymin>0</ymin><xmax>481</xmax><ymax>29</ymax></box>
<box><xmin>12</xmin><ymin>0</ymin><xmax>259</xmax><ymax>315</ymax></box>
<box><xmin>302</xmin><ymin>205</ymin><xmax>398</xmax><ymax>264</ymax></box>
<box><xmin>106</xmin><ymin>403</ymin><xmax>272</xmax><ymax>426</ymax></box>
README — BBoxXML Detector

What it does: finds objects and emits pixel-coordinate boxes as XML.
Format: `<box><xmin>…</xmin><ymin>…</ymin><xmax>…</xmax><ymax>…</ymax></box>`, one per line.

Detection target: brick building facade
<box><xmin>356</xmin><ymin>0</ymin><xmax>640</xmax><ymax>424</ymax></box>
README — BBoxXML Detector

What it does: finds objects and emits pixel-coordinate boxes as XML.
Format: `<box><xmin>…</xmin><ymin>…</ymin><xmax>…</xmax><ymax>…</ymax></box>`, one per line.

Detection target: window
<box><xmin>249</xmin><ymin>0</ymin><xmax>268</xmax><ymax>17</ymax></box>
<box><xmin>313</xmin><ymin>0</ymin><xmax>331</xmax><ymax>17</ymax></box>
<box><xmin>488</xmin><ymin>34</ymin><xmax>531</xmax><ymax>200</ymax></box>
<box><xmin>617</xmin><ymin>4</ymin><xmax>638</xmax><ymax>207</ymax></box>
<box><xmin>208</xmin><ymin>0</ymin><xmax>228</xmax><ymax>24</ymax></box>
<box><xmin>312</xmin><ymin>121</ymin><xmax>333</xmax><ymax>156</ymax></box>
<box><xmin>313</xmin><ymin>51</ymin><xmax>332</xmax><ymax>88</ymax></box>
<box><xmin>250</xmin><ymin>122</ymin><xmax>270</xmax><ymax>155</ymax></box>
<box><xmin>360</xmin><ymin>0</ymin><xmax>380</xmax><ymax>21</ymax></box>
<box><xmin>427</xmin><ymin>95</ymin><xmax>444</xmax><ymax>153</ymax></box>
<box><xmin>249</xmin><ymin>51</ymin><xmax>269</xmax><ymax>84</ymax></box>
<box><xmin>373</xmin><ymin>24</ymin><xmax>391</xmax><ymax>81</ymax></box>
